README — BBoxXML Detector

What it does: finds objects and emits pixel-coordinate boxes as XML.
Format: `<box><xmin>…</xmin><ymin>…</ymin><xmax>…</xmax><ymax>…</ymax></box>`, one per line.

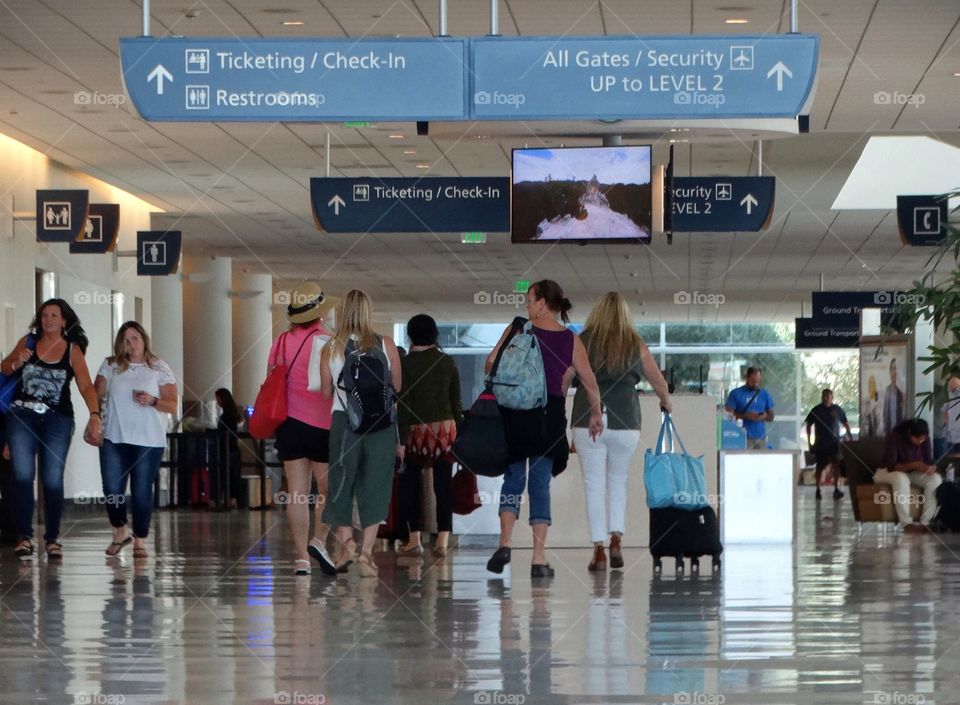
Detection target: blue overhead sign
<box><xmin>671</xmin><ymin>177</ymin><xmax>775</xmax><ymax>232</ymax></box>
<box><xmin>471</xmin><ymin>34</ymin><xmax>818</xmax><ymax>120</ymax></box>
<box><xmin>137</xmin><ymin>231</ymin><xmax>182</xmax><ymax>276</ymax></box>
<box><xmin>120</xmin><ymin>37</ymin><xmax>467</xmax><ymax>122</ymax></box>
<box><xmin>310</xmin><ymin>178</ymin><xmax>510</xmax><ymax>234</ymax></box>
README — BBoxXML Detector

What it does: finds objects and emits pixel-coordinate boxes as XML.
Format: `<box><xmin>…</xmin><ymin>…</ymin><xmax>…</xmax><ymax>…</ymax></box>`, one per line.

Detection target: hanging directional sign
<box><xmin>137</xmin><ymin>231</ymin><xmax>182</xmax><ymax>276</ymax></box>
<box><xmin>36</xmin><ymin>190</ymin><xmax>89</xmax><ymax>243</ymax></box>
<box><xmin>896</xmin><ymin>195</ymin><xmax>949</xmax><ymax>247</ymax></box>
<box><xmin>310</xmin><ymin>177</ymin><xmax>509</xmax><ymax>233</ymax></box>
<box><xmin>794</xmin><ymin>318</ymin><xmax>859</xmax><ymax>349</ymax></box>
<box><xmin>671</xmin><ymin>177</ymin><xmax>775</xmax><ymax>231</ymax></box>
<box><xmin>120</xmin><ymin>37</ymin><xmax>468</xmax><ymax>122</ymax></box>
<box><xmin>70</xmin><ymin>204</ymin><xmax>120</xmax><ymax>254</ymax></box>
<box><xmin>471</xmin><ymin>34</ymin><xmax>818</xmax><ymax>120</ymax></box>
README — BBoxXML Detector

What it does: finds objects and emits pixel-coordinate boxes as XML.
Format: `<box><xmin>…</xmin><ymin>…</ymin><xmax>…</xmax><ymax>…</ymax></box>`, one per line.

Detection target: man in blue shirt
<box><xmin>724</xmin><ymin>367</ymin><xmax>775</xmax><ymax>450</ymax></box>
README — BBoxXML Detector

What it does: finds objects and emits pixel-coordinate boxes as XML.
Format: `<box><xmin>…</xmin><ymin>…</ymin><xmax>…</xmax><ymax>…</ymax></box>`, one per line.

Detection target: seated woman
<box><xmin>875</xmin><ymin>418</ymin><xmax>941</xmax><ymax>534</ymax></box>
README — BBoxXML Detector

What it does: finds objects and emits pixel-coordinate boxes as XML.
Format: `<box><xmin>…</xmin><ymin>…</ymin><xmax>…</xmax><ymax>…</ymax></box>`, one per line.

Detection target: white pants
<box><xmin>573</xmin><ymin>427</ymin><xmax>640</xmax><ymax>543</ymax></box>
<box><xmin>874</xmin><ymin>467</ymin><xmax>942</xmax><ymax>525</ymax></box>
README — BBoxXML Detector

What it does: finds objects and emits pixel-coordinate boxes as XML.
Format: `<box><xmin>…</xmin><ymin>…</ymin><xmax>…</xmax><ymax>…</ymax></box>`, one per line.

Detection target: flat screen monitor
<box><xmin>511</xmin><ymin>145</ymin><xmax>652</xmax><ymax>244</ymax></box>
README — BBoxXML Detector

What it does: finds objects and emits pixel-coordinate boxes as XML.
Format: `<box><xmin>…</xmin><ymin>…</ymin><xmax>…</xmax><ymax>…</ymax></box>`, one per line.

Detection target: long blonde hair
<box><xmin>108</xmin><ymin>321</ymin><xmax>160</xmax><ymax>373</ymax></box>
<box><xmin>326</xmin><ymin>289</ymin><xmax>378</xmax><ymax>359</ymax></box>
<box><xmin>582</xmin><ymin>292</ymin><xmax>643</xmax><ymax>373</ymax></box>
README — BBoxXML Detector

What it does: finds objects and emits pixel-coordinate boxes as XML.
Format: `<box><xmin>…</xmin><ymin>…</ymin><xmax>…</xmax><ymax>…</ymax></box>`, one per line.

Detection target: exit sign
<box><xmin>514</xmin><ymin>280</ymin><xmax>530</xmax><ymax>293</ymax></box>
<box><xmin>462</xmin><ymin>231</ymin><xmax>487</xmax><ymax>244</ymax></box>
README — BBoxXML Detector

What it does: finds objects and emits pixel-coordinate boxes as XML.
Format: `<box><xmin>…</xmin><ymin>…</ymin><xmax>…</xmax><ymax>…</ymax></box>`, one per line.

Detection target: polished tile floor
<box><xmin>1</xmin><ymin>491</ymin><xmax>958</xmax><ymax>705</ymax></box>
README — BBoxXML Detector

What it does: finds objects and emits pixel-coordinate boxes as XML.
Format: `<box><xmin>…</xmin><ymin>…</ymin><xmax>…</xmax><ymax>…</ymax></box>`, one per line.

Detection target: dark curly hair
<box><xmin>30</xmin><ymin>298</ymin><xmax>89</xmax><ymax>354</ymax></box>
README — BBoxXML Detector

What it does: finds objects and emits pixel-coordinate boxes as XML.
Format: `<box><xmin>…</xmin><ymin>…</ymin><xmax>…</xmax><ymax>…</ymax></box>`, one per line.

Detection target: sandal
<box><xmin>45</xmin><ymin>542</ymin><xmax>63</xmax><ymax>560</ymax></box>
<box><xmin>357</xmin><ymin>552</ymin><xmax>379</xmax><ymax>578</ymax></box>
<box><xmin>106</xmin><ymin>533</ymin><xmax>133</xmax><ymax>556</ymax></box>
<box><xmin>294</xmin><ymin>559</ymin><xmax>311</xmax><ymax>575</ymax></box>
<box><xmin>14</xmin><ymin>539</ymin><xmax>33</xmax><ymax>560</ymax></box>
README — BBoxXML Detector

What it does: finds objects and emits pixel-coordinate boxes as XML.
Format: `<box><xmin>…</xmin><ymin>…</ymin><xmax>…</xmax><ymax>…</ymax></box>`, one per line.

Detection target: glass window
<box><xmin>663</xmin><ymin>352</ymin><xmax>737</xmax><ymax>401</ymax></box>
<box><xmin>637</xmin><ymin>324</ymin><xmax>661</xmax><ymax>345</ymax></box>
<box><xmin>664</xmin><ymin>323</ymin><xmax>732</xmax><ymax>346</ymax></box>
<box><xmin>731</xmin><ymin>323</ymin><xmax>794</xmax><ymax>346</ymax></box>
<box><xmin>799</xmin><ymin>350</ymin><xmax>860</xmax><ymax>434</ymax></box>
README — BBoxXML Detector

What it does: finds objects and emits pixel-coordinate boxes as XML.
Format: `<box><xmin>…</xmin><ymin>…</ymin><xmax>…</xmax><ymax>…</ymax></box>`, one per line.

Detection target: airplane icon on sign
<box><xmin>730</xmin><ymin>46</ymin><xmax>754</xmax><ymax>71</ymax></box>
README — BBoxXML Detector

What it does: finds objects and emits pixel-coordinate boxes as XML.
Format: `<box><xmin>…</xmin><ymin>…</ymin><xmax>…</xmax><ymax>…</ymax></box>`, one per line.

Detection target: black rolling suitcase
<box><xmin>650</xmin><ymin>506</ymin><xmax>722</xmax><ymax>574</ymax></box>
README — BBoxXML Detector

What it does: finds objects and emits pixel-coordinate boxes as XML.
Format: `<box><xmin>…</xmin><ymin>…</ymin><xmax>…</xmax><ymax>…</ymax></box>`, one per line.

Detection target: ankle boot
<box><xmin>588</xmin><ymin>544</ymin><xmax>607</xmax><ymax>572</ymax></box>
<box><xmin>609</xmin><ymin>534</ymin><xmax>624</xmax><ymax>569</ymax></box>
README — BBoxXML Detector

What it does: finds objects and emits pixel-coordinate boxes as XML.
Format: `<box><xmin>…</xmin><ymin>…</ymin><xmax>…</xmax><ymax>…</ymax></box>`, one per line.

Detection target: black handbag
<box><xmin>451</xmin><ymin>327</ymin><xmax>518</xmax><ymax>478</ymax></box>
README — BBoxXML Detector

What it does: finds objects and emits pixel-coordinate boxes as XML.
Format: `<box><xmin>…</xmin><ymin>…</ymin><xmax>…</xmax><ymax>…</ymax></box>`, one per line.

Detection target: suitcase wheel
<box><xmin>675</xmin><ymin>556</ymin><xmax>684</xmax><ymax>573</ymax></box>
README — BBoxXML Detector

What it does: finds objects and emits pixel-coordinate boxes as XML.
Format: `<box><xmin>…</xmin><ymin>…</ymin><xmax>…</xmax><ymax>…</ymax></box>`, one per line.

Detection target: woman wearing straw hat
<box><xmin>268</xmin><ymin>282</ymin><xmax>339</xmax><ymax>576</ymax></box>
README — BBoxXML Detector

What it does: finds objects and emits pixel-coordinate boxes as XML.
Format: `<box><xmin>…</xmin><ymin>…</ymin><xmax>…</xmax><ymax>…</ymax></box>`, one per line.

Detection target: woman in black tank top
<box><xmin>0</xmin><ymin>299</ymin><xmax>102</xmax><ymax>560</ymax></box>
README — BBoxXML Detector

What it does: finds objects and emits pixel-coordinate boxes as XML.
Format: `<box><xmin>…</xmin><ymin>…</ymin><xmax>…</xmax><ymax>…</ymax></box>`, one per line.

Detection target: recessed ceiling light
<box><xmin>725</xmin><ymin>18</ymin><xmax>750</xmax><ymax>24</ymax></box>
<box><xmin>282</xmin><ymin>20</ymin><xmax>305</xmax><ymax>26</ymax></box>
<box><xmin>388</xmin><ymin>134</ymin><xmax>404</xmax><ymax>139</ymax></box>
<box><xmin>415</xmin><ymin>164</ymin><xmax>431</xmax><ymax>169</ymax></box>
<box><xmin>474</xmin><ymin>135</ymin><xmax>490</xmax><ymax>140</ymax></box>
<box><xmin>954</xmin><ymin>72</ymin><xmax>960</xmax><ymax>77</ymax></box>
<box><xmin>403</xmin><ymin>149</ymin><xmax>416</xmax><ymax>155</ymax></box>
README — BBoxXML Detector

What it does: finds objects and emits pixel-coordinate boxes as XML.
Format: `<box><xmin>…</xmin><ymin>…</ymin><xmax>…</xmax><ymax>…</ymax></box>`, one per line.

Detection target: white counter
<box><xmin>719</xmin><ymin>449</ymin><xmax>798</xmax><ymax>544</ymax></box>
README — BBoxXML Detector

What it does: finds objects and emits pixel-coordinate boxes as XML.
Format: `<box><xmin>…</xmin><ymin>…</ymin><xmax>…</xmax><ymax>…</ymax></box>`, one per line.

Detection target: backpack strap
<box><xmin>487</xmin><ymin>317</ymin><xmax>527</xmax><ymax>385</ymax></box>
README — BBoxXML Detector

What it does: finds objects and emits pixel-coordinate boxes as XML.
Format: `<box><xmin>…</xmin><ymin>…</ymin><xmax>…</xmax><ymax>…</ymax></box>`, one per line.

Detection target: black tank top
<box><xmin>13</xmin><ymin>339</ymin><xmax>74</xmax><ymax>417</ymax></box>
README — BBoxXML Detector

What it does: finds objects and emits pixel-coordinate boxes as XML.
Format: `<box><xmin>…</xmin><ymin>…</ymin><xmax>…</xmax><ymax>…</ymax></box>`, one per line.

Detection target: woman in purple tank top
<box><xmin>484</xmin><ymin>280</ymin><xmax>603</xmax><ymax>579</ymax></box>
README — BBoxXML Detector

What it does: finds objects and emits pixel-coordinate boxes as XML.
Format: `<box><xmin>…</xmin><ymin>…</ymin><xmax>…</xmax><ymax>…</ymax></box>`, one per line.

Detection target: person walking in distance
<box><xmin>805</xmin><ymin>388</ymin><xmax>853</xmax><ymax>501</ymax></box>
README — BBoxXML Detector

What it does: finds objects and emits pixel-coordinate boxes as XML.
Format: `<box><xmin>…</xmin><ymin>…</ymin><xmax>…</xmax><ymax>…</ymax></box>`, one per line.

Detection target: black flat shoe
<box><xmin>531</xmin><ymin>564</ymin><xmax>555</xmax><ymax>578</ymax></box>
<box><xmin>486</xmin><ymin>546</ymin><xmax>511</xmax><ymax>574</ymax></box>
<box><xmin>833</xmin><ymin>489</ymin><xmax>844</xmax><ymax>500</ymax></box>
<box><xmin>308</xmin><ymin>541</ymin><xmax>338</xmax><ymax>576</ymax></box>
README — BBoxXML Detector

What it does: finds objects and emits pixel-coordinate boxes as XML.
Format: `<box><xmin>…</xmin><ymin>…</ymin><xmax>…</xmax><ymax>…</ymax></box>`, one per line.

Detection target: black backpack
<box><xmin>336</xmin><ymin>337</ymin><xmax>396</xmax><ymax>434</ymax></box>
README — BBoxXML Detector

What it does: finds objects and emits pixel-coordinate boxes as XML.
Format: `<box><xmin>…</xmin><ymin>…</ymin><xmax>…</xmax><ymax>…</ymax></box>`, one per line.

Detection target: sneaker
<box><xmin>588</xmin><ymin>544</ymin><xmax>606</xmax><ymax>572</ymax></box>
<box><xmin>833</xmin><ymin>489</ymin><xmax>844</xmax><ymax>500</ymax></box>
<box><xmin>308</xmin><ymin>539</ymin><xmax>338</xmax><ymax>576</ymax></box>
<box><xmin>609</xmin><ymin>534</ymin><xmax>624</xmax><ymax>569</ymax></box>
<box><xmin>486</xmin><ymin>546</ymin><xmax>511</xmax><ymax>574</ymax></box>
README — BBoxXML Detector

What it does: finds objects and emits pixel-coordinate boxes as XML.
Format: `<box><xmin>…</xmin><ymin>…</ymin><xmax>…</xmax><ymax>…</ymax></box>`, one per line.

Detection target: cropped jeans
<box><xmin>99</xmin><ymin>440</ymin><xmax>164</xmax><ymax>538</ymax></box>
<box><xmin>499</xmin><ymin>456</ymin><xmax>554</xmax><ymax>525</ymax></box>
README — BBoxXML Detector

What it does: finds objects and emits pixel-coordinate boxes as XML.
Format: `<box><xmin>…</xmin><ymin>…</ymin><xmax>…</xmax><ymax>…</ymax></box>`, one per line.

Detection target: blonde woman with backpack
<box><xmin>319</xmin><ymin>290</ymin><xmax>402</xmax><ymax>577</ymax></box>
<box><xmin>572</xmin><ymin>292</ymin><xmax>671</xmax><ymax>572</ymax></box>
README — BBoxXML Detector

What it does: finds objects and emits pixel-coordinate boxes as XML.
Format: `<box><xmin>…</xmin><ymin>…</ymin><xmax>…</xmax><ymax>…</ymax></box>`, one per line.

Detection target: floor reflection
<box><xmin>1</xmin><ymin>491</ymin><xmax>960</xmax><ymax>703</ymax></box>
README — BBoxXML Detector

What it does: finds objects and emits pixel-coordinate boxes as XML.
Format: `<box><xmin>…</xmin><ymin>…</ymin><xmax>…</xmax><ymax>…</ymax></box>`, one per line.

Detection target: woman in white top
<box><xmin>94</xmin><ymin>322</ymin><xmax>177</xmax><ymax>558</ymax></box>
<box><xmin>319</xmin><ymin>290</ymin><xmax>402</xmax><ymax>577</ymax></box>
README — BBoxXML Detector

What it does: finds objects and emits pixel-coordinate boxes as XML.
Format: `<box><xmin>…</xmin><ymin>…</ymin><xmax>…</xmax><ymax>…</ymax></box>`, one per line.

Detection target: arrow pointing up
<box><xmin>766</xmin><ymin>61</ymin><xmax>793</xmax><ymax>92</ymax></box>
<box><xmin>147</xmin><ymin>64</ymin><xmax>173</xmax><ymax>95</ymax></box>
<box><xmin>328</xmin><ymin>194</ymin><xmax>346</xmax><ymax>215</ymax></box>
<box><xmin>740</xmin><ymin>193</ymin><xmax>759</xmax><ymax>214</ymax></box>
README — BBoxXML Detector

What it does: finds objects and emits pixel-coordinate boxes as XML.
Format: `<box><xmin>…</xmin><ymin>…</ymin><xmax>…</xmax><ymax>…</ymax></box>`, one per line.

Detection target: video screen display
<box><xmin>511</xmin><ymin>145</ymin><xmax>652</xmax><ymax>243</ymax></box>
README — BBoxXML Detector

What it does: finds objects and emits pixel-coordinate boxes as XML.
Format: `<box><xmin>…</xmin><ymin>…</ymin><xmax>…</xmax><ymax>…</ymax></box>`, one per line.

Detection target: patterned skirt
<box><xmin>406</xmin><ymin>419</ymin><xmax>458</xmax><ymax>465</ymax></box>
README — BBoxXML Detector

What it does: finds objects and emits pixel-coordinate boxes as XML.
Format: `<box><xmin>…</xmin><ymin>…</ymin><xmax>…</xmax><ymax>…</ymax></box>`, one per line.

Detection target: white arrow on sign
<box><xmin>766</xmin><ymin>61</ymin><xmax>793</xmax><ymax>92</ymax></box>
<box><xmin>328</xmin><ymin>194</ymin><xmax>346</xmax><ymax>215</ymax></box>
<box><xmin>740</xmin><ymin>193</ymin><xmax>758</xmax><ymax>214</ymax></box>
<box><xmin>147</xmin><ymin>64</ymin><xmax>173</xmax><ymax>95</ymax></box>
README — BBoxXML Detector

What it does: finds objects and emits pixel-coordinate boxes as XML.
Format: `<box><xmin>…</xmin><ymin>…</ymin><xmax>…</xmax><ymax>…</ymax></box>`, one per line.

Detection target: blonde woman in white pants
<box><xmin>571</xmin><ymin>292</ymin><xmax>672</xmax><ymax>571</ymax></box>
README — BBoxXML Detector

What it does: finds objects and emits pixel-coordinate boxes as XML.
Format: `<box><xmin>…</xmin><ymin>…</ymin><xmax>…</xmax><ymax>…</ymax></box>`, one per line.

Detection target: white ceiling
<box><xmin>0</xmin><ymin>0</ymin><xmax>958</xmax><ymax>322</ymax></box>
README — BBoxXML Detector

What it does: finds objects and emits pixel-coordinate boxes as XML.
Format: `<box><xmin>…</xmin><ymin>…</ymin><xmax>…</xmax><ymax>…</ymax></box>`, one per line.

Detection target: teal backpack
<box><xmin>488</xmin><ymin>317</ymin><xmax>548</xmax><ymax>410</ymax></box>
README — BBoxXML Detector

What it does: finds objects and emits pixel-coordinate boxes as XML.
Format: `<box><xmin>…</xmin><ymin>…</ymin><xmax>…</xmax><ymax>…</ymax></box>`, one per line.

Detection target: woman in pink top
<box><xmin>267</xmin><ymin>282</ymin><xmax>339</xmax><ymax>576</ymax></box>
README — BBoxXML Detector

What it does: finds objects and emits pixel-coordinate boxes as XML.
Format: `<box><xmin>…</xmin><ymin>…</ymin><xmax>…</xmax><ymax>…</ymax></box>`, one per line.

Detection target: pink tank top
<box><xmin>268</xmin><ymin>323</ymin><xmax>333</xmax><ymax>430</ymax></box>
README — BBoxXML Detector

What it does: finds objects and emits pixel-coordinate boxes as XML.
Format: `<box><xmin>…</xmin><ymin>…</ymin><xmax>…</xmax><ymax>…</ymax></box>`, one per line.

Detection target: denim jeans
<box><xmin>99</xmin><ymin>440</ymin><xmax>164</xmax><ymax>538</ymax></box>
<box><xmin>6</xmin><ymin>407</ymin><xmax>75</xmax><ymax>542</ymax></box>
<box><xmin>499</xmin><ymin>455</ymin><xmax>554</xmax><ymax>525</ymax></box>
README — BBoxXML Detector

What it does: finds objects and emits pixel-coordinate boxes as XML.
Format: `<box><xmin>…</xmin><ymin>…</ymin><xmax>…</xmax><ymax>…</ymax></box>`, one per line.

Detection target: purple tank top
<box><xmin>532</xmin><ymin>327</ymin><xmax>574</xmax><ymax>398</ymax></box>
